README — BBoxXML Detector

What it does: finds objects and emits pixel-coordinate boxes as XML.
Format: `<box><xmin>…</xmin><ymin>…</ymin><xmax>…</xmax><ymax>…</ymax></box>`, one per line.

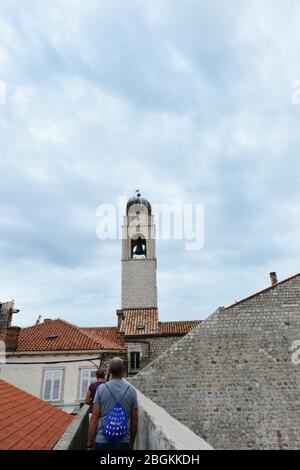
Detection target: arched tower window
<box><xmin>131</xmin><ymin>236</ymin><xmax>147</xmax><ymax>259</ymax></box>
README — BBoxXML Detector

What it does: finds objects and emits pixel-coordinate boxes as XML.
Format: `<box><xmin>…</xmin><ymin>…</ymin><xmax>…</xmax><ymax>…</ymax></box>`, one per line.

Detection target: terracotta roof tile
<box><xmin>0</xmin><ymin>379</ymin><xmax>72</xmax><ymax>450</ymax></box>
<box><xmin>8</xmin><ymin>319</ymin><xmax>124</xmax><ymax>352</ymax></box>
<box><xmin>160</xmin><ymin>320</ymin><xmax>201</xmax><ymax>335</ymax></box>
<box><xmin>79</xmin><ymin>327</ymin><xmax>123</xmax><ymax>350</ymax></box>
<box><xmin>120</xmin><ymin>309</ymin><xmax>159</xmax><ymax>336</ymax></box>
<box><xmin>119</xmin><ymin>310</ymin><xmax>200</xmax><ymax>337</ymax></box>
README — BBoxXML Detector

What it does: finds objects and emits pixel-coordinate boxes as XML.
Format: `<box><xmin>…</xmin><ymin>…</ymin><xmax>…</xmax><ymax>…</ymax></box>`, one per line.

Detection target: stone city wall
<box><xmin>131</xmin><ymin>275</ymin><xmax>300</xmax><ymax>449</ymax></box>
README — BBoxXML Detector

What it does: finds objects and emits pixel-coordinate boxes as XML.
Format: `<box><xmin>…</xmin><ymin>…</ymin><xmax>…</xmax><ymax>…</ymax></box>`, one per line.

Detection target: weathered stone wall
<box><xmin>0</xmin><ymin>301</ymin><xmax>14</xmax><ymax>332</ymax></box>
<box><xmin>100</xmin><ymin>352</ymin><xmax>127</xmax><ymax>377</ymax></box>
<box><xmin>125</xmin><ymin>336</ymin><xmax>183</xmax><ymax>374</ymax></box>
<box><xmin>148</xmin><ymin>336</ymin><xmax>181</xmax><ymax>360</ymax></box>
<box><xmin>126</xmin><ymin>340</ymin><xmax>151</xmax><ymax>375</ymax></box>
<box><xmin>54</xmin><ymin>393</ymin><xmax>213</xmax><ymax>451</ymax></box>
<box><xmin>54</xmin><ymin>404</ymin><xmax>89</xmax><ymax>450</ymax></box>
<box><xmin>135</xmin><ymin>390</ymin><xmax>213</xmax><ymax>450</ymax></box>
<box><xmin>131</xmin><ymin>275</ymin><xmax>300</xmax><ymax>450</ymax></box>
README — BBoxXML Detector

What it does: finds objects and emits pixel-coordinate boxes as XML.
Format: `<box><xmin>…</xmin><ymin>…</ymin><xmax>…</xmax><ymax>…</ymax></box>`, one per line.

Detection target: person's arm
<box><xmin>87</xmin><ymin>403</ymin><xmax>100</xmax><ymax>450</ymax></box>
<box><xmin>85</xmin><ymin>389</ymin><xmax>91</xmax><ymax>406</ymax></box>
<box><xmin>130</xmin><ymin>407</ymin><xmax>138</xmax><ymax>450</ymax></box>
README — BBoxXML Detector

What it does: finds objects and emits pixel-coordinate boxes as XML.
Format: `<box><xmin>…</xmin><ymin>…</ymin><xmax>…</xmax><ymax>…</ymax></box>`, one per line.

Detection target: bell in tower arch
<box><xmin>131</xmin><ymin>237</ymin><xmax>147</xmax><ymax>259</ymax></box>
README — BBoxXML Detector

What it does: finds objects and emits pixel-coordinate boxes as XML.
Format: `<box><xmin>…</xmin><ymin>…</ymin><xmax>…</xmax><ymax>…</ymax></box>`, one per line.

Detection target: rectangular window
<box><xmin>130</xmin><ymin>352</ymin><xmax>140</xmax><ymax>370</ymax></box>
<box><xmin>43</xmin><ymin>370</ymin><xmax>63</xmax><ymax>402</ymax></box>
<box><xmin>79</xmin><ymin>369</ymin><xmax>97</xmax><ymax>400</ymax></box>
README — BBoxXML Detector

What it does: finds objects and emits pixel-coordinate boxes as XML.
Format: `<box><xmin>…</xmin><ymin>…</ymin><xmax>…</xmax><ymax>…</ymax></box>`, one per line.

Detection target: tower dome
<box><xmin>126</xmin><ymin>191</ymin><xmax>152</xmax><ymax>216</ymax></box>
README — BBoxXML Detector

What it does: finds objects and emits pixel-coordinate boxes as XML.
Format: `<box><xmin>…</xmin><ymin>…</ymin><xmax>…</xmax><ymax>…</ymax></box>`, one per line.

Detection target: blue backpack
<box><xmin>102</xmin><ymin>383</ymin><xmax>130</xmax><ymax>442</ymax></box>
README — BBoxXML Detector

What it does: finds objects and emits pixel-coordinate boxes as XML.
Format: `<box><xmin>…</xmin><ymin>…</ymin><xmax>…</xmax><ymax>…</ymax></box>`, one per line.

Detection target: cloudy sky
<box><xmin>1</xmin><ymin>0</ymin><xmax>300</xmax><ymax>328</ymax></box>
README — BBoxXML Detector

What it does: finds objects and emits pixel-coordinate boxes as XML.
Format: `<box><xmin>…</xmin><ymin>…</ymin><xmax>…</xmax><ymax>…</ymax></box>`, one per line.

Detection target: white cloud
<box><xmin>0</xmin><ymin>0</ymin><xmax>300</xmax><ymax>326</ymax></box>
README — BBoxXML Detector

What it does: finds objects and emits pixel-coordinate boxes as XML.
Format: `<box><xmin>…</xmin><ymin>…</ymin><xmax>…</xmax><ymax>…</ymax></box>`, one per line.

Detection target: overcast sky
<box><xmin>1</xmin><ymin>0</ymin><xmax>300</xmax><ymax>328</ymax></box>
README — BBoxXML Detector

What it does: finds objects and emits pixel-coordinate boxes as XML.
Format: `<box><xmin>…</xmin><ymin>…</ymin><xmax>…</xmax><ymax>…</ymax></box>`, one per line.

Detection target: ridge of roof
<box><xmin>161</xmin><ymin>320</ymin><xmax>201</xmax><ymax>325</ymax></box>
<box><xmin>160</xmin><ymin>320</ymin><xmax>201</xmax><ymax>335</ymax></box>
<box><xmin>15</xmin><ymin>319</ymin><xmax>124</xmax><ymax>352</ymax></box>
<box><xmin>81</xmin><ymin>326</ymin><xmax>117</xmax><ymax>330</ymax></box>
<box><xmin>79</xmin><ymin>327</ymin><xmax>125</xmax><ymax>350</ymax></box>
<box><xmin>227</xmin><ymin>272</ymin><xmax>300</xmax><ymax>309</ymax></box>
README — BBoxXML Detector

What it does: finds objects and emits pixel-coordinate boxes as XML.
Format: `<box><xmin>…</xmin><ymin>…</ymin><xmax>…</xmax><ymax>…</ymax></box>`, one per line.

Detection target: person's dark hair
<box><xmin>96</xmin><ymin>368</ymin><xmax>106</xmax><ymax>379</ymax></box>
<box><xmin>107</xmin><ymin>357</ymin><xmax>125</xmax><ymax>380</ymax></box>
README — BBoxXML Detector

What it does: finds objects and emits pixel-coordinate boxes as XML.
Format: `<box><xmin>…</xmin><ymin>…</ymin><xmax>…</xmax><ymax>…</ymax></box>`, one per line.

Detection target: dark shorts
<box><xmin>95</xmin><ymin>442</ymin><xmax>131</xmax><ymax>451</ymax></box>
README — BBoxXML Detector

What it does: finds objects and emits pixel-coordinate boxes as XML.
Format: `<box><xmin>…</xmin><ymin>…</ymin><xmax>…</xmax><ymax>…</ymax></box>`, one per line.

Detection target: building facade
<box><xmin>1</xmin><ymin>320</ymin><xmax>125</xmax><ymax>413</ymax></box>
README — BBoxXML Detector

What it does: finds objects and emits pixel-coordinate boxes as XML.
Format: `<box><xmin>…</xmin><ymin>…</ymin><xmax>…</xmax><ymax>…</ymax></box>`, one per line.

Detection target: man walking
<box><xmin>87</xmin><ymin>357</ymin><xmax>138</xmax><ymax>451</ymax></box>
<box><xmin>85</xmin><ymin>368</ymin><xmax>106</xmax><ymax>420</ymax></box>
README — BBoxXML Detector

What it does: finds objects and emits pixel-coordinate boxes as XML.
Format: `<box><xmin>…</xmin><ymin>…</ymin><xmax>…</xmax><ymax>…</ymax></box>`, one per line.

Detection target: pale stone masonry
<box><xmin>126</xmin><ymin>336</ymin><xmax>182</xmax><ymax>370</ymax></box>
<box><xmin>131</xmin><ymin>274</ymin><xmax>300</xmax><ymax>450</ymax></box>
<box><xmin>0</xmin><ymin>301</ymin><xmax>15</xmax><ymax>332</ymax></box>
<box><xmin>122</xmin><ymin>259</ymin><xmax>157</xmax><ymax>309</ymax></box>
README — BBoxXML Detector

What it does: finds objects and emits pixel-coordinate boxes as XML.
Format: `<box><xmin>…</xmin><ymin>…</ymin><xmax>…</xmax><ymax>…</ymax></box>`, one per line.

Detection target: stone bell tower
<box><xmin>121</xmin><ymin>192</ymin><xmax>158</xmax><ymax>310</ymax></box>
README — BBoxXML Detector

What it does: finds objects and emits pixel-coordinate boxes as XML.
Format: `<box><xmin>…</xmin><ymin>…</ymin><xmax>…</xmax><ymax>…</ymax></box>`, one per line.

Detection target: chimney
<box><xmin>0</xmin><ymin>300</ymin><xmax>16</xmax><ymax>332</ymax></box>
<box><xmin>116</xmin><ymin>310</ymin><xmax>124</xmax><ymax>330</ymax></box>
<box><xmin>270</xmin><ymin>272</ymin><xmax>278</xmax><ymax>286</ymax></box>
<box><xmin>5</xmin><ymin>326</ymin><xmax>21</xmax><ymax>352</ymax></box>
<box><xmin>44</xmin><ymin>318</ymin><xmax>52</xmax><ymax>323</ymax></box>
<box><xmin>117</xmin><ymin>331</ymin><xmax>125</xmax><ymax>346</ymax></box>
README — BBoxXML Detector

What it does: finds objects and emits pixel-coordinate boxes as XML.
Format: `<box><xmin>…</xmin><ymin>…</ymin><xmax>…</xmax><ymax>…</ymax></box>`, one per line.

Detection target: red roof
<box><xmin>227</xmin><ymin>273</ymin><xmax>300</xmax><ymax>309</ymax></box>
<box><xmin>160</xmin><ymin>320</ymin><xmax>201</xmax><ymax>335</ymax></box>
<box><xmin>8</xmin><ymin>319</ymin><xmax>124</xmax><ymax>352</ymax></box>
<box><xmin>2</xmin><ymin>315</ymin><xmax>200</xmax><ymax>351</ymax></box>
<box><xmin>119</xmin><ymin>309</ymin><xmax>200</xmax><ymax>337</ymax></box>
<box><xmin>79</xmin><ymin>327</ymin><xmax>120</xmax><ymax>346</ymax></box>
<box><xmin>0</xmin><ymin>379</ymin><xmax>72</xmax><ymax>450</ymax></box>
<box><xmin>119</xmin><ymin>309</ymin><xmax>159</xmax><ymax>336</ymax></box>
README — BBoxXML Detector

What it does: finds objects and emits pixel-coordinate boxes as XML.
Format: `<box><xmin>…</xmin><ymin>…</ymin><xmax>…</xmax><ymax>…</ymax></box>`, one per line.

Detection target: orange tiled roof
<box><xmin>0</xmin><ymin>379</ymin><xmax>72</xmax><ymax>450</ymax></box>
<box><xmin>160</xmin><ymin>320</ymin><xmax>201</xmax><ymax>335</ymax></box>
<box><xmin>12</xmin><ymin>319</ymin><xmax>124</xmax><ymax>352</ymax></box>
<box><xmin>119</xmin><ymin>309</ymin><xmax>200</xmax><ymax>337</ymax></box>
<box><xmin>120</xmin><ymin>309</ymin><xmax>159</xmax><ymax>336</ymax></box>
<box><xmin>80</xmin><ymin>327</ymin><xmax>120</xmax><ymax>346</ymax></box>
